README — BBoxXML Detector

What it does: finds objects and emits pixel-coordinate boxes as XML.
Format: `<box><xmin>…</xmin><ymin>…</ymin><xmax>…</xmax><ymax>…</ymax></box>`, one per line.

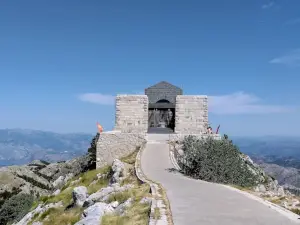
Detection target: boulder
<box><xmin>72</xmin><ymin>186</ymin><xmax>88</xmax><ymax>207</ymax></box>
<box><xmin>111</xmin><ymin>159</ymin><xmax>126</xmax><ymax>184</ymax></box>
<box><xmin>86</xmin><ymin>184</ymin><xmax>133</xmax><ymax>204</ymax></box>
<box><xmin>75</xmin><ymin>202</ymin><xmax>113</xmax><ymax>225</ymax></box>
<box><xmin>53</xmin><ymin>189</ymin><xmax>61</xmax><ymax>196</ymax></box>
<box><xmin>115</xmin><ymin>198</ymin><xmax>133</xmax><ymax>215</ymax></box>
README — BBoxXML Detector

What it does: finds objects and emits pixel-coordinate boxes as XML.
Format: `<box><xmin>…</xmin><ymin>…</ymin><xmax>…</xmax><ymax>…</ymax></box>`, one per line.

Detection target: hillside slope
<box><xmin>0</xmin><ymin>129</ymin><xmax>93</xmax><ymax>166</ymax></box>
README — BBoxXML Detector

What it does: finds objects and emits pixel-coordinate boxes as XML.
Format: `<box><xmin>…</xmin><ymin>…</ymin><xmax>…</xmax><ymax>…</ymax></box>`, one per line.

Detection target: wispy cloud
<box><xmin>269</xmin><ymin>49</ymin><xmax>300</xmax><ymax>67</ymax></box>
<box><xmin>285</xmin><ymin>18</ymin><xmax>300</xmax><ymax>25</ymax></box>
<box><xmin>209</xmin><ymin>92</ymin><xmax>293</xmax><ymax>115</ymax></box>
<box><xmin>78</xmin><ymin>93</ymin><xmax>115</xmax><ymax>105</ymax></box>
<box><xmin>262</xmin><ymin>2</ymin><xmax>275</xmax><ymax>9</ymax></box>
<box><xmin>78</xmin><ymin>92</ymin><xmax>294</xmax><ymax>115</ymax></box>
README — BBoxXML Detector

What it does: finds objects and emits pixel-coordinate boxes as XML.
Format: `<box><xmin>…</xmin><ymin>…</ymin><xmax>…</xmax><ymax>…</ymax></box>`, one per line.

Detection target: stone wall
<box><xmin>96</xmin><ymin>131</ymin><xmax>146</xmax><ymax>168</ymax></box>
<box><xmin>114</xmin><ymin>95</ymin><xmax>148</xmax><ymax>133</ymax></box>
<box><xmin>174</xmin><ymin>95</ymin><xmax>208</xmax><ymax>134</ymax></box>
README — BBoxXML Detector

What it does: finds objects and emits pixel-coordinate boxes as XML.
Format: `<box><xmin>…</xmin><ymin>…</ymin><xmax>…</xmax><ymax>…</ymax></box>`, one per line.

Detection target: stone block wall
<box><xmin>96</xmin><ymin>131</ymin><xmax>146</xmax><ymax>168</ymax></box>
<box><xmin>174</xmin><ymin>95</ymin><xmax>208</xmax><ymax>134</ymax></box>
<box><xmin>114</xmin><ymin>95</ymin><xmax>148</xmax><ymax>133</ymax></box>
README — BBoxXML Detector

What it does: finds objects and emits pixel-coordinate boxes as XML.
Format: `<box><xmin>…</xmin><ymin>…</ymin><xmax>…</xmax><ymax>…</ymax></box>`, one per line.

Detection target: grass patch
<box><xmin>30</xmin><ymin>201</ymin><xmax>40</xmax><ymax>211</ymax></box>
<box><xmin>30</xmin><ymin>207</ymin><xmax>82</xmax><ymax>225</ymax></box>
<box><xmin>229</xmin><ymin>185</ymin><xmax>252</xmax><ymax>192</ymax></box>
<box><xmin>106</xmin><ymin>183</ymin><xmax>150</xmax><ymax>204</ymax></box>
<box><xmin>270</xmin><ymin>196</ymin><xmax>286</xmax><ymax>204</ymax></box>
<box><xmin>120</xmin><ymin>147</ymin><xmax>140</xmax><ymax>165</ymax></box>
<box><xmin>61</xmin><ymin>166</ymin><xmax>111</xmax><ymax>192</ymax></box>
<box><xmin>291</xmin><ymin>208</ymin><xmax>300</xmax><ymax>215</ymax></box>
<box><xmin>153</xmin><ymin>207</ymin><xmax>160</xmax><ymax>219</ymax></box>
<box><xmin>87</xmin><ymin>178</ymin><xmax>109</xmax><ymax>194</ymax></box>
<box><xmin>101</xmin><ymin>202</ymin><xmax>150</xmax><ymax>225</ymax></box>
<box><xmin>45</xmin><ymin>188</ymin><xmax>73</xmax><ymax>206</ymax></box>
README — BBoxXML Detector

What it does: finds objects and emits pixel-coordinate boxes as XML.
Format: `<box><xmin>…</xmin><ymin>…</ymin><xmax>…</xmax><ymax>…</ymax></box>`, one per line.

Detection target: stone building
<box><xmin>96</xmin><ymin>81</ymin><xmax>216</xmax><ymax>168</ymax></box>
<box><xmin>114</xmin><ymin>81</ymin><xmax>209</xmax><ymax>134</ymax></box>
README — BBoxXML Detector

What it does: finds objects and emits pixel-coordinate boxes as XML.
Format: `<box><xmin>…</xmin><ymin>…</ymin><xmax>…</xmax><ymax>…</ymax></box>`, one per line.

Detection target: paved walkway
<box><xmin>141</xmin><ymin>134</ymin><xmax>300</xmax><ymax>225</ymax></box>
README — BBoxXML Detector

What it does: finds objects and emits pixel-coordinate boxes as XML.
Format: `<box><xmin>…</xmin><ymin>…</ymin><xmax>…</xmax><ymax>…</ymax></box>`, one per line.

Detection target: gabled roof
<box><xmin>145</xmin><ymin>81</ymin><xmax>182</xmax><ymax>92</ymax></box>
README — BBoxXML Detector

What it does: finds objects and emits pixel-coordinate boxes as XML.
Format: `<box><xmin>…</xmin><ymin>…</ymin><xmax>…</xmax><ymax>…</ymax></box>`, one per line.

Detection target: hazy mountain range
<box><xmin>1</xmin><ymin>129</ymin><xmax>300</xmax><ymax>191</ymax></box>
<box><xmin>0</xmin><ymin>129</ymin><xmax>93</xmax><ymax>166</ymax></box>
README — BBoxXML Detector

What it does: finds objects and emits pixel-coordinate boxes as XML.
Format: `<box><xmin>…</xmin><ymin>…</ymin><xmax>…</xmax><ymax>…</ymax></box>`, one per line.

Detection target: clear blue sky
<box><xmin>0</xmin><ymin>0</ymin><xmax>299</xmax><ymax>136</ymax></box>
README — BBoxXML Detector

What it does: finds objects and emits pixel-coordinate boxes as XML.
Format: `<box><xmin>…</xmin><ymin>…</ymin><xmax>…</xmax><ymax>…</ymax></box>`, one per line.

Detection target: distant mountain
<box><xmin>231</xmin><ymin>136</ymin><xmax>300</xmax><ymax>193</ymax></box>
<box><xmin>0</xmin><ymin>129</ymin><xmax>94</xmax><ymax>166</ymax></box>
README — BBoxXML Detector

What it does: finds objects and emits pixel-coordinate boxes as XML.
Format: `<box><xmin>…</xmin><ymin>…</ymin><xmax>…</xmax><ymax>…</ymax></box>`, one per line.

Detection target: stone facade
<box><xmin>114</xmin><ymin>95</ymin><xmax>148</xmax><ymax>133</ymax></box>
<box><xmin>174</xmin><ymin>95</ymin><xmax>208</xmax><ymax>134</ymax></box>
<box><xmin>96</xmin><ymin>131</ymin><xmax>146</xmax><ymax>168</ymax></box>
<box><xmin>145</xmin><ymin>81</ymin><xmax>182</xmax><ymax>104</ymax></box>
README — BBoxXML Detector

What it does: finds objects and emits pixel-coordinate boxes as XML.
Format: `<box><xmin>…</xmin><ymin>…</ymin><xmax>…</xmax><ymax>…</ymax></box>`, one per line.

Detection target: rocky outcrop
<box><xmin>13</xmin><ymin>155</ymin><xmax>151</xmax><ymax>225</ymax></box>
<box><xmin>0</xmin><ymin>154</ymin><xmax>94</xmax><ymax>209</ymax></box>
<box><xmin>14</xmin><ymin>201</ymin><xmax>63</xmax><ymax>225</ymax></box>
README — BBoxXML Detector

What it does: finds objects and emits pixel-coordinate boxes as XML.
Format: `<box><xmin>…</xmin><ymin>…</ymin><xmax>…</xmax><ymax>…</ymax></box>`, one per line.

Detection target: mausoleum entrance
<box><xmin>145</xmin><ymin>81</ymin><xmax>182</xmax><ymax>133</ymax></box>
<box><xmin>148</xmin><ymin>99</ymin><xmax>175</xmax><ymax>131</ymax></box>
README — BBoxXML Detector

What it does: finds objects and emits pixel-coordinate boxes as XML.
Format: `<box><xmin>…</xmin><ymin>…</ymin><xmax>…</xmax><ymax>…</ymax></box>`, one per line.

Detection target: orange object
<box><xmin>97</xmin><ymin>122</ymin><xmax>103</xmax><ymax>133</ymax></box>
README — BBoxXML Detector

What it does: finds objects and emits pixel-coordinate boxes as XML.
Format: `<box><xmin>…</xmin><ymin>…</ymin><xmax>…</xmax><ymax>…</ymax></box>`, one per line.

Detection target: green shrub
<box><xmin>179</xmin><ymin>135</ymin><xmax>258</xmax><ymax>187</ymax></box>
<box><xmin>87</xmin><ymin>132</ymin><xmax>100</xmax><ymax>169</ymax></box>
<box><xmin>0</xmin><ymin>193</ymin><xmax>34</xmax><ymax>224</ymax></box>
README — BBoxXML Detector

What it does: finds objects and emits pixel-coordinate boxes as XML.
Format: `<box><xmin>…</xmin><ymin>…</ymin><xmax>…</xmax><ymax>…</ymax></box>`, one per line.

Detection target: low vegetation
<box><xmin>0</xmin><ymin>193</ymin><xmax>34</xmax><ymax>225</ymax></box>
<box><xmin>26</xmin><ymin>147</ymin><xmax>151</xmax><ymax>225</ymax></box>
<box><xmin>178</xmin><ymin>135</ymin><xmax>259</xmax><ymax>187</ymax></box>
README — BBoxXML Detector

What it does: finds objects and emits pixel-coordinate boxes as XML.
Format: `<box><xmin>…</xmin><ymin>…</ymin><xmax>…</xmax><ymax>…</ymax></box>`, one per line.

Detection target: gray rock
<box><xmin>53</xmin><ymin>176</ymin><xmax>65</xmax><ymax>188</ymax></box>
<box><xmin>53</xmin><ymin>189</ymin><xmax>61</xmax><ymax>196</ymax></box>
<box><xmin>278</xmin><ymin>186</ymin><xmax>285</xmax><ymax>196</ymax></box>
<box><xmin>115</xmin><ymin>198</ymin><xmax>132</xmax><ymax>215</ymax></box>
<box><xmin>73</xmin><ymin>186</ymin><xmax>88</xmax><ymax>206</ymax></box>
<box><xmin>85</xmin><ymin>184</ymin><xmax>133</xmax><ymax>204</ymax></box>
<box><xmin>140</xmin><ymin>197</ymin><xmax>152</xmax><ymax>205</ymax></box>
<box><xmin>110</xmin><ymin>201</ymin><xmax>119</xmax><ymax>208</ymax></box>
<box><xmin>75</xmin><ymin>202</ymin><xmax>113</xmax><ymax>225</ymax></box>
<box><xmin>32</xmin><ymin>222</ymin><xmax>43</xmax><ymax>225</ymax></box>
<box><xmin>111</xmin><ymin>159</ymin><xmax>126</xmax><ymax>184</ymax></box>
<box><xmin>255</xmin><ymin>184</ymin><xmax>266</xmax><ymax>193</ymax></box>
<box><xmin>14</xmin><ymin>201</ymin><xmax>63</xmax><ymax>225</ymax></box>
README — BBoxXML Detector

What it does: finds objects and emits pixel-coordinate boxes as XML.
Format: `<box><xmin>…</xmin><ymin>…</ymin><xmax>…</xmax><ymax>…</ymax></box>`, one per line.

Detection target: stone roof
<box><xmin>145</xmin><ymin>81</ymin><xmax>183</xmax><ymax>93</ymax></box>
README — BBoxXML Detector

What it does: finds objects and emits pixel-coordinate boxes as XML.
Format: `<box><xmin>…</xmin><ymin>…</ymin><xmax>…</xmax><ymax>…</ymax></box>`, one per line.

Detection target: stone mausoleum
<box><xmin>96</xmin><ymin>81</ymin><xmax>217</xmax><ymax>168</ymax></box>
<box><xmin>115</xmin><ymin>81</ymin><xmax>209</xmax><ymax>134</ymax></box>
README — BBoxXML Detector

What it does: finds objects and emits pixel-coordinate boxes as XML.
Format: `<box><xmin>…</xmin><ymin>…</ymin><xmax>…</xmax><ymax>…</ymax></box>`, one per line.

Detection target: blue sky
<box><xmin>0</xmin><ymin>0</ymin><xmax>300</xmax><ymax>136</ymax></box>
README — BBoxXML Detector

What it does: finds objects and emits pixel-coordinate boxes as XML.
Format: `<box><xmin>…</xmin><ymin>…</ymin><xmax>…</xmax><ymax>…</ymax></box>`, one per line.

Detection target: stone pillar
<box><xmin>114</xmin><ymin>95</ymin><xmax>148</xmax><ymax>133</ymax></box>
<box><xmin>175</xmin><ymin>95</ymin><xmax>208</xmax><ymax>134</ymax></box>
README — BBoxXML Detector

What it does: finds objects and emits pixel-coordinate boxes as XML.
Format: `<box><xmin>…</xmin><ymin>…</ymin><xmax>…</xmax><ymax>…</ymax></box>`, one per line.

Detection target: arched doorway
<box><xmin>148</xmin><ymin>99</ymin><xmax>175</xmax><ymax>132</ymax></box>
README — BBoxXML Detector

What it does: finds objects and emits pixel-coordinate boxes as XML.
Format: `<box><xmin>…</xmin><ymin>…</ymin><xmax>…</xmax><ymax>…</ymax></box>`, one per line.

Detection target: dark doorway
<box><xmin>148</xmin><ymin>99</ymin><xmax>175</xmax><ymax>132</ymax></box>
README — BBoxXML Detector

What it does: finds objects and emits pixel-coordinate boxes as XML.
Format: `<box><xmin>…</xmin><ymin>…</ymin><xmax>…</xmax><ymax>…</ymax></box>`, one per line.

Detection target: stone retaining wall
<box><xmin>96</xmin><ymin>131</ymin><xmax>146</xmax><ymax>168</ymax></box>
<box><xmin>174</xmin><ymin>95</ymin><xmax>208</xmax><ymax>134</ymax></box>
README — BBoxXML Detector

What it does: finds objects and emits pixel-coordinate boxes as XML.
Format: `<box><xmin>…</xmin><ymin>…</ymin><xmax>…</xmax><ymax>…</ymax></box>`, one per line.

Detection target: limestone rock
<box><xmin>115</xmin><ymin>198</ymin><xmax>133</xmax><ymax>215</ymax></box>
<box><xmin>53</xmin><ymin>189</ymin><xmax>61</xmax><ymax>196</ymax></box>
<box><xmin>75</xmin><ymin>202</ymin><xmax>112</xmax><ymax>225</ymax></box>
<box><xmin>110</xmin><ymin>201</ymin><xmax>119</xmax><ymax>208</ymax></box>
<box><xmin>73</xmin><ymin>186</ymin><xmax>88</xmax><ymax>207</ymax></box>
<box><xmin>85</xmin><ymin>184</ymin><xmax>133</xmax><ymax>205</ymax></box>
<box><xmin>32</xmin><ymin>222</ymin><xmax>43</xmax><ymax>225</ymax></box>
<box><xmin>111</xmin><ymin>159</ymin><xmax>126</xmax><ymax>184</ymax></box>
<box><xmin>140</xmin><ymin>197</ymin><xmax>152</xmax><ymax>205</ymax></box>
<box><xmin>53</xmin><ymin>176</ymin><xmax>65</xmax><ymax>188</ymax></box>
<box><xmin>14</xmin><ymin>201</ymin><xmax>63</xmax><ymax>225</ymax></box>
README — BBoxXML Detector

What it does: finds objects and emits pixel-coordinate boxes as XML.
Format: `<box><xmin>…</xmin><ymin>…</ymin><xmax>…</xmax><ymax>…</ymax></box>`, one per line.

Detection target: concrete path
<box><xmin>141</xmin><ymin>134</ymin><xmax>300</xmax><ymax>225</ymax></box>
